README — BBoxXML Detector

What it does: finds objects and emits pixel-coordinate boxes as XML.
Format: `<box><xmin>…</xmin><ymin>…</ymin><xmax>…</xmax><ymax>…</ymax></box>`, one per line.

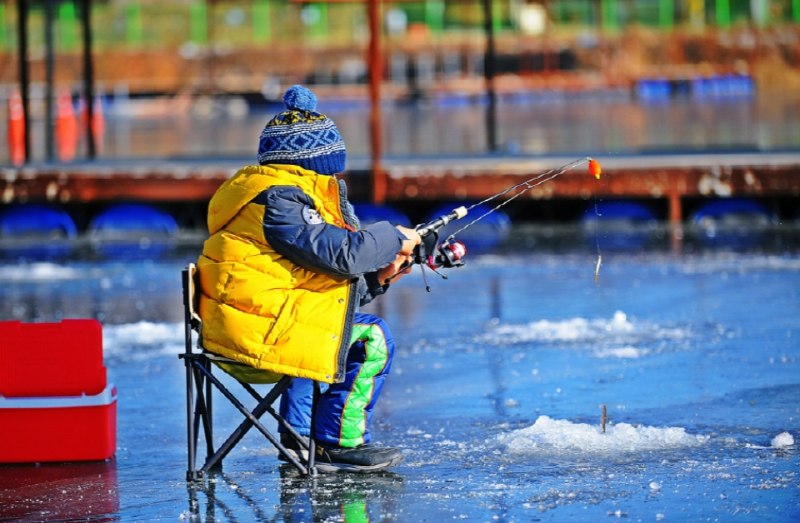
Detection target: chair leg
<box><xmin>239</xmin><ymin>380</ymin><xmax>310</xmax><ymax>453</ymax></box>
<box><xmin>306</xmin><ymin>381</ymin><xmax>321</xmax><ymax>476</ymax></box>
<box><xmin>185</xmin><ymin>358</ymin><xmax>199</xmax><ymax>481</ymax></box>
<box><xmin>204</xmin><ymin>358</ymin><xmax>214</xmax><ymax>457</ymax></box>
<box><xmin>192</xmin><ymin>365</ymin><xmax>214</xmax><ymax>458</ymax></box>
<box><xmin>194</xmin><ymin>368</ymin><xmax>309</xmax><ymax>475</ymax></box>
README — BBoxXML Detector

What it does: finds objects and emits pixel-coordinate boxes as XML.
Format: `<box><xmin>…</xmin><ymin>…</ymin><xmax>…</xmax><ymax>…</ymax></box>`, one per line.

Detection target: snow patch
<box><xmin>0</xmin><ymin>262</ymin><xmax>83</xmax><ymax>281</ymax></box>
<box><xmin>102</xmin><ymin>322</ymin><xmax>183</xmax><ymax>361</ymax></box>
<box><xmin>104</xmin><ymin>321</ymin><xmax>182</xmax><ymax>347</ymax></box>
<box><xmin>771</xmin><ymin>432</ymin><xmax>794</xmax><ymax>448</ymax></box>
<box><xmin>483</xmin><ymin>311</ymin><xmax>688</xmax><ymax>346</ymax></box>
<box><xmin>496</xmin><ymin>415</ymin><xmax>708</xmax><ymax>454</ymax></box>
<box><xmin>594</xmin><ymin>346</ymin><xmax>650</xmax><ymax>358</ymax></box>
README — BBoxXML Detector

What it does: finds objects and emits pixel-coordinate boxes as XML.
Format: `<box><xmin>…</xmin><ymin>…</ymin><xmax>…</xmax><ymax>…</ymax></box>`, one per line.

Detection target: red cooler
<box><xmin>0</xmin><ymin>320</ymin><xmax>117</xmax><ymax>463</ymax></box>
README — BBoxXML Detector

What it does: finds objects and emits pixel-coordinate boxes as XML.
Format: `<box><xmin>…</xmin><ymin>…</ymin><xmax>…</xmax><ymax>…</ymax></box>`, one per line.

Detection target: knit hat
<box><xmin>257</xmin><ymin>85</ymin><xmax>346</xmax><ymax>175</ymax></box>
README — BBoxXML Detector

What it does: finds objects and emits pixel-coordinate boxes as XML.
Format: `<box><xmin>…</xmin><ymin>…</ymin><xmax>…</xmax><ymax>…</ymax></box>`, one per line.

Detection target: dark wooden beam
<box><xmin>16</xmin><ymin>0</ymin><xmax>30</xmax><ymax>162</ymax></box>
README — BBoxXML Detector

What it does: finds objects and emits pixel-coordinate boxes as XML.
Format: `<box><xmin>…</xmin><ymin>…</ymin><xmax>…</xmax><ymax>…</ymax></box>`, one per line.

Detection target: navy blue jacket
<box><xmin>254</xmin><ymin>185</ymin><xmax>406</xmax><ymax>307</ymax></box>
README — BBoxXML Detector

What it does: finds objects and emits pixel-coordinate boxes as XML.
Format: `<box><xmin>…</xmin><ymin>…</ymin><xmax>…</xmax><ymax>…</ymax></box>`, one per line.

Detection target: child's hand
<box><xmin>379</xmin><ymin>254</ymin><xmax>413</xmax><ymax>284</ymax></box>
<box><xmin>396</xmin><ymin>226</ymin><xmax>421</xmax><ymax>256</ymax></box>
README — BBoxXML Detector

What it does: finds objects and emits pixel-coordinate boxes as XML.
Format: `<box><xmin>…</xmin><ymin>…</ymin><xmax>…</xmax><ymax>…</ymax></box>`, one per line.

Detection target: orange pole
<box><xmin>81</xmin><ymin>0</ymin><xmax>97</xmax><ymax>159</ymax></box>
<box><xmin>8</xmin><ymin>89</ymin><xmax>26</xmax><ymax>166</ymax></box>
<box><xmin>368</xmin><ymin>0</ymin><xmax>385</xmax><ymax>204</ymax></box>
<box><xmin>669</xmin><ymin>190</ymin><xmax>683</xmax><ymax>254</ymax></box>
<box><xmin>56</xmin><ymin>87</ymin><xmax>78</xmax><ymax>163</ymax></box>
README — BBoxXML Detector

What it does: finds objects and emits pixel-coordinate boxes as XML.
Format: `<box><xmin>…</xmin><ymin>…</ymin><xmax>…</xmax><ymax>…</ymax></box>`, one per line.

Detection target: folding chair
<box><xmin>179</xmin><ymin>263</ymin><xmax>321</xmax><ymax>481</ymax></box>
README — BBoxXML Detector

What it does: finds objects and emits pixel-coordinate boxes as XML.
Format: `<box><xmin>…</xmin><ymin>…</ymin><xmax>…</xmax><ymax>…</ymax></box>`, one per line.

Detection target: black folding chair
<box><xmin>179</xmin><ymin>263</ymin><xmax>321</xmax><ymax>481</ymax></box>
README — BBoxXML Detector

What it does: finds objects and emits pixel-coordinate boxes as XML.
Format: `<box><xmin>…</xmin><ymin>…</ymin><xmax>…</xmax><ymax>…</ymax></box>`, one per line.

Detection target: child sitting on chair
<box><xmin>196</xmin><ymin>85</ymin><xmax>420</xmax><ymax>472</ymax></box>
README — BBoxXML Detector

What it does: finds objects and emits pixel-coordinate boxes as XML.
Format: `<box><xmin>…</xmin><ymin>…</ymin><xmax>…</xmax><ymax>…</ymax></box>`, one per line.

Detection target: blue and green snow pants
<box><xmin>278</xmin><ymin>312</ymin><xmax>394</xmax><ymax>447</ymax></box>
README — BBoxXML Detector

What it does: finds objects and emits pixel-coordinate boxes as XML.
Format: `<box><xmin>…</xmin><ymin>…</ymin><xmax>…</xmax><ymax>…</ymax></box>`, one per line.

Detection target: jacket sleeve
<box><xmin>255</xmin><ymin>186</ymin><xmax>406</xmax><ymax>279</ymax></box>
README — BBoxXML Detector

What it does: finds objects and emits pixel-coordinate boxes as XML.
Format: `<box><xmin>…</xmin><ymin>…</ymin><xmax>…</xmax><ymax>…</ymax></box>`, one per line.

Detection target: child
<box><xmin>197</xmin><ymin>85</ymin><xmax>420</xmax><ymax>472</ymax></box>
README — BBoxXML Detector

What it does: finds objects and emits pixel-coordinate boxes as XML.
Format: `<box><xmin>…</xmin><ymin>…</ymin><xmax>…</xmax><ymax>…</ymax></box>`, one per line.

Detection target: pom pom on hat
<box><xmin>283</xmin><ymin>85</ymin><xmax>317</xmax><ymax>112</ymax></box>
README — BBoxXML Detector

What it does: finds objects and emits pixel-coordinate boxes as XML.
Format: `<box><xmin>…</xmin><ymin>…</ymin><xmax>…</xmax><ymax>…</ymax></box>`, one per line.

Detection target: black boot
<box><xmin>277</xmin><ymin>433</ymin><xmax>309</xmax><ymax>463</ymax></box>
<box><xmin>313</xmin><ymin>442</ymin><xmax>404</xmax><ymax>473</ymax></box>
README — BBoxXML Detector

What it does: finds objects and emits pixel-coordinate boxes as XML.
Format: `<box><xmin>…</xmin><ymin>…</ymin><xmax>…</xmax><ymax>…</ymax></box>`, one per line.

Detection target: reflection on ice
<box><xmin>496</xmin><ymin>415</ymin><xmax>709</xmax><ymax>454</ymax></box>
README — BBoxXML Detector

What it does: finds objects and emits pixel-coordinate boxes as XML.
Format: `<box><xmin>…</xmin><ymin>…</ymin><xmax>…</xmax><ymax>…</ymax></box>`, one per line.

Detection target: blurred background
<box><xmin>0</xmin><ymin>0</ymin><xmax>799</xmax><ymax>255</ymax></box>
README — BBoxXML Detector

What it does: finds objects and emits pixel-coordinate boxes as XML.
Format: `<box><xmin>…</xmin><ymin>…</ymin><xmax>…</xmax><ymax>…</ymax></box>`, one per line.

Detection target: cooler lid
<box><xmin>0</xmin><ymin>320</ymin><xmax>107</xmax><ymax>398</ymax></box>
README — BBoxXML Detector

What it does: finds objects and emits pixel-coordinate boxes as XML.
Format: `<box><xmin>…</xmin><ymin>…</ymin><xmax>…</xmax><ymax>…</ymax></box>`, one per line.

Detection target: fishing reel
<box><xmin>417</xmin><ymin>230</ymin><xmax>467</xmax><ymax>271</ymax></box>
<box><xmin>385</xmin><ymin>206</ymin><xmax>469</xmax><ymax>291</ymax></box>
<box><xmin>411</xmin><ymin>206</ymin><xmax>469</xmax><ymax>291</ymax></box>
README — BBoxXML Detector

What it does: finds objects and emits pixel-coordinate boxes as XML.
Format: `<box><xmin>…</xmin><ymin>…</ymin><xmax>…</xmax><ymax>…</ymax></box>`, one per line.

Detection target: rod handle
<box><xmin>416</xmin><ymin>206</ymin><xmax>469</xmax><ymax>238</ymax></box>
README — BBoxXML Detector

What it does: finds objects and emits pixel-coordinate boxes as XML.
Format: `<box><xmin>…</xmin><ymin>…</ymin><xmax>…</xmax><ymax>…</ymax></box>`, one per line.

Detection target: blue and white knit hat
<box><xmin>257</xmin><ymin>85</ymin><xmax>346</xmax><ymax>175</ymax></box>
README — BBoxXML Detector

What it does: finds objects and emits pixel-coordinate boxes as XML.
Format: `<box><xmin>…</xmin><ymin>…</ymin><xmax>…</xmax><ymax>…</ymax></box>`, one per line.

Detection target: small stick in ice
<box><xmin>601</xmin><ymin>404</ymin><xmax>607</xmax><ymax>433</ymax></box>
<box><xmin>594</xmin><ymin>255</ymin><xmax>602</xmax><ymax>285</ymax></box>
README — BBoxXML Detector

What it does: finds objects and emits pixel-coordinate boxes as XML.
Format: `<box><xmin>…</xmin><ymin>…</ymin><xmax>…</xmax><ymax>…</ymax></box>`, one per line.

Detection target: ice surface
<box><xmin>678</xmin><ymin>255</ymin><xmax>800</xmax><ymax>274</ymax></box>
<box><xmin>496</xmin><ymin>415</ymin><xmax>709</xmax><ymax>454</ymax></box>
<box><xmin>0</xmin><ymin>252</ymin><xmax>797</xmax><ymax>522</ymax></box>
<box><xmin>771</xmin><ymin>432</ymin><xmax>794</xmax><ymax>448</ymax></box>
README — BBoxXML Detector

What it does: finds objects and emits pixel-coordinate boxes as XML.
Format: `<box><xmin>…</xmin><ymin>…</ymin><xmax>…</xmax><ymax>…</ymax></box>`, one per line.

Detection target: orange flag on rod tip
<box><xmin>8</xmin><ymin>89</ymin><xmax>26</xmax><ymax>166</ymax></box>
<box><xmin>56</xmin><ymin>88</ymin><xmax>78</xmax><ymax>163</ymax></box>
<box><xmin>588</xmin><ymin>158</ymin><xmax>602</xmax><ymax>179</ymax></box>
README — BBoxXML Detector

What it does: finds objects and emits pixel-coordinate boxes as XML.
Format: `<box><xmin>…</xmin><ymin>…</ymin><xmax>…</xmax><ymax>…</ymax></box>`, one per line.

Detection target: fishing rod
<box><xmin>391</xmin><ymin>156</ymin><xmax>602</xmax><ymax>291</ymax></box>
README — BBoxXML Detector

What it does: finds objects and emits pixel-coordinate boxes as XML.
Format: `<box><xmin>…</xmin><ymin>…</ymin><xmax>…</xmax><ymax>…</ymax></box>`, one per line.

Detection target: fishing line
<box><xmin>387</xmin><ymin>156</ymin><xmax>603</xmax><ymax>289</ymax></box>
<box><xmin>593</xmin><ymin>177</ymin><xmax>602</xmax><ymax>285</ymax></box>
<box><xmin>445</xmin><ymin>157</ymin><xmax>592</xmax><ymax>242</ymax></box>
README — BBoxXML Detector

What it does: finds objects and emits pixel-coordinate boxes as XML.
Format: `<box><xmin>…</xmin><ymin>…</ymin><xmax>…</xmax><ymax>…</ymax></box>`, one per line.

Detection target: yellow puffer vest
<box><xmin>197</xmin><ymin>164</ymin><xmax>355</xmax><ymax>383</ymax></box>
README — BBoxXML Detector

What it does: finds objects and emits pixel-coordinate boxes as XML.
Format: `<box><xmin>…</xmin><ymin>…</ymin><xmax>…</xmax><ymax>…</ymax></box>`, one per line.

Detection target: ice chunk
<box><xmin>770</xmin><ymin>432</ymin><xmax>794</xmax><ymax>448</ymax></box>
<box><xmin>496</xmin><ymin>416</ymin><xmax>709</xmax><ymax>454</ymax></box>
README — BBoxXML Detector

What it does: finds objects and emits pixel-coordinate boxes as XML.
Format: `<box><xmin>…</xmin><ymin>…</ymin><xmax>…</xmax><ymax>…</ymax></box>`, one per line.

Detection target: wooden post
<box><xmin>482</xmin><ymin>0</ymin><xmax>497</xmax><ymax>152</ymax></box>
<box><xmin>17</xmin><ymin>0</ymin><xmax>30</xmax><ymax>162</ymax></box>
<box><xmin>81</xmin><ymin>0</ymin><xmax>96</xmax><ymax>159</ymax></box>
<box><xmin>368</xmin><ymin>0</ymin><xmax>385</xmax><ymax>204</ymax></box>
<box><xmin>45</xmin><ymin>0</ymin><xmax>55</xmax><ymax>161</ymax></box>
<box><xmin>669</xmin><ymin>190</ymin><xmax>683</xmax><ymax>253</ymax></box>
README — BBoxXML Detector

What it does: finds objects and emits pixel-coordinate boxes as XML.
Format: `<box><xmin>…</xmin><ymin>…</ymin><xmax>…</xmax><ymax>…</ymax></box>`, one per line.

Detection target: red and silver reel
<box><xmin>428</xmin><ymin>240</ymin><xmax>467</xmax><ymax>269</ymax></box>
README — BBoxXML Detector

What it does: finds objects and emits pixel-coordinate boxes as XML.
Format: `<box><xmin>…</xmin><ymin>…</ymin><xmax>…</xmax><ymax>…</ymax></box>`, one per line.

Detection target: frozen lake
<box><xmin>0</xmin><ymin>249</ymin><xmax>798</xmax><ymax>522</ymax></box>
